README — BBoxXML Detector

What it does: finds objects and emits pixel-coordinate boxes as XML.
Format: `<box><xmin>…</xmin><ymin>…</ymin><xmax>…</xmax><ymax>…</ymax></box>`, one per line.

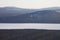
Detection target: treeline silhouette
<box><xmin>0</xmin><ymin>29</ymin><xmax>60</xmax><ymax>40</ymax></box>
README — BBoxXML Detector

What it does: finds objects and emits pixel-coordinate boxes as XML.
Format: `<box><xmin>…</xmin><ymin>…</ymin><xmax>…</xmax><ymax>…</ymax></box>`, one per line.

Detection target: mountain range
<box><xmin>0</xmin><ymin>7</ymin><xmax>39</xmax><ymax>17</ymax></box>
<box><xmin>0</xmin><ymin>7</ymin><xmax>60</xmax><ymax>23</ymax></box>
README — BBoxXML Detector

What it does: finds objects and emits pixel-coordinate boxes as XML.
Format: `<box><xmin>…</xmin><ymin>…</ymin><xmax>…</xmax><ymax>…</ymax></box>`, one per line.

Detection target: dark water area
<box><xmin>0</xmin><ymin>29</ymin><xmax>60</xmax><ymax>40</ymax></box>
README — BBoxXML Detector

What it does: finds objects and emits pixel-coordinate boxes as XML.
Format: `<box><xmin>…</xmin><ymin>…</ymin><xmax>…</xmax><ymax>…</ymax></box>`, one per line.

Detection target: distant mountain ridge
<box><xmin>0</xmin><ymin>7</ymin><xmax>60</xmax><ymax>23</ymax></box>
<box><xmin>0</xmin><ymin>7</ymin><xmax>39</xmax><ymax>17</ymax></box>
<box><xmin>40</xmin><ymin>7</ymin><xmax>60</xmax><ymax>10</ymax></box>
<box><xmin>0</xmin><ymin>7</ymin><xmax>60</xmax><ymax>17</ymax></box>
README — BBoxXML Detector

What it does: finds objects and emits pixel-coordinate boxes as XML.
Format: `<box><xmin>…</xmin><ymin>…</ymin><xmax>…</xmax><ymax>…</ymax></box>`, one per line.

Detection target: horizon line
<box><xmin>0</xmin><ymin>6</ymin><xmax>60</xmax><ymax>9</ymax></box>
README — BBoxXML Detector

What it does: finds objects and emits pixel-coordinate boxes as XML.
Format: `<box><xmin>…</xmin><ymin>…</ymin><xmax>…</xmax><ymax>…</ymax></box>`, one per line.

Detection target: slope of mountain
<box><xmin>40</xmin><ymin>7</ymin><xmax>60</xmax><ymax>11</ymax></box>
<box><xmin>0</xmin><ymin>9</ymin><xmax>60</xmax><ymax>23</ymax></box>
<box><xmin>0</xmin><ymin>7</ymin><xmax>60</xmax><ymax>23</ymax></box>
<box><xmin>0</xmin><ymin>7</ymin><xmax>39</xmax><ymax>17</ymax></box>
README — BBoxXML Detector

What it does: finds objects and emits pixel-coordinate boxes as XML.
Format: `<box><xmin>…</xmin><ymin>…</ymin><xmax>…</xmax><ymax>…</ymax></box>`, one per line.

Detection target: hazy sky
<box><xmin>0</xmin><ymin>0</ymin><xmax>60</xmax><ymax>9</ymax></box>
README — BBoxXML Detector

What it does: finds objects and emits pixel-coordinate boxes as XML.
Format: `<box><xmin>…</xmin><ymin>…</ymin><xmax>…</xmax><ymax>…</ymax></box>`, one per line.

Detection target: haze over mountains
<box><xmin>0</xmin><ymin>7</ymin><xmax>60</xmax><ymax>23</ymax></box>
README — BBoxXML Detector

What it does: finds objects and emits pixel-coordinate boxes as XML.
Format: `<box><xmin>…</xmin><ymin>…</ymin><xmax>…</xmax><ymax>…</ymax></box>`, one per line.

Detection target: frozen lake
<box><xmin>0</xmin><ymin>23</ymin><xmax>60</xmax><ymax>30</ymax></box>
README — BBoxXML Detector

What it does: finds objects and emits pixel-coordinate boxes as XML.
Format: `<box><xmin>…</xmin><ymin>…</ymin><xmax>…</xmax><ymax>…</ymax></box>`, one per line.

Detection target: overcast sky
<box><xmin>0</xmin><ymin>0</ymin><xmax>60</xmax><ymax>9</ymax></box>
